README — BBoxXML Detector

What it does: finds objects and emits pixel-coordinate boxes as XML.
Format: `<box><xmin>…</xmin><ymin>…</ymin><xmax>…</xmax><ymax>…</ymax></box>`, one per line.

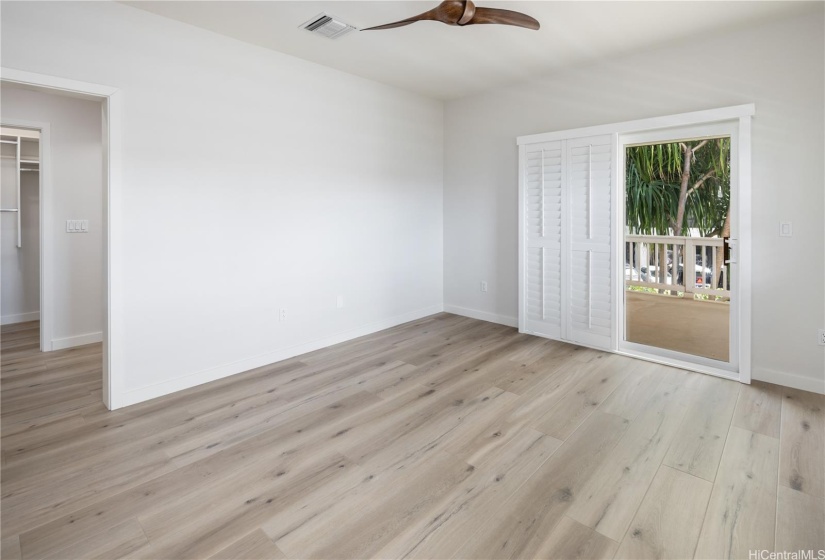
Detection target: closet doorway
<box><xmin>618</xmin><ymin>121</ymin><xmax>742</xmax><ymax>379</ymax></box>
<box><xmin>1</xmin><ymin>127</ymin><xmax>41</xmax><ymax>333</ymax></box>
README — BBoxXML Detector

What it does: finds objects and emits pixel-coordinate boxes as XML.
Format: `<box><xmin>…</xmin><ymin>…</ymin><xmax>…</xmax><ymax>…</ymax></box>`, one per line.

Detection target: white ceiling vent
<box><xmin>301</xmin><ymin>14</ymin><xmax>356</xmax><ymax>39</ymax></box>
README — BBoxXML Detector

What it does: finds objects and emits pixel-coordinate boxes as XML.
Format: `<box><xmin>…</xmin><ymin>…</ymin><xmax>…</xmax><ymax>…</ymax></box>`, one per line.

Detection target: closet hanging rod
<box><xmin>20</xmin><ymin>169</ymin><xmax>39</xmax><ymax>172</ymax></box>
<box><xmin>0</xmin><ymin>139</ymin><xmax>19</xmax><ymax>144</ymax></box>
<box><xmin>0</xmin><ymin>208</ymin><xmax>20</xmax><ymax>212</ymax></box>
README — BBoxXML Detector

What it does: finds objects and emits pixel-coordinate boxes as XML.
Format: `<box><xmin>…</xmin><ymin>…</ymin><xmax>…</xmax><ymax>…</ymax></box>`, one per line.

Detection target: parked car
<box><xmin>625</xmin><ymin>263</ymin><xmax>673</xmax><ymax>284</ymax></box>
<box><xmin>676</xmin><ymin>261</ymin><xmax>714</xmax><ymax>288</ymax></box>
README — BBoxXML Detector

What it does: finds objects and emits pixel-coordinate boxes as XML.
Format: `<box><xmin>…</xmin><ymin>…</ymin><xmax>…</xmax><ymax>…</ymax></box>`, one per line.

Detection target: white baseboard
<box><xmin>114</xmin><ymin>304</ymin><xmax>445</xmax><ymax>409</ymax></box>
<box><xmin>51</xmin><ymin>331</ymin><xmax>103</xmax><ymax>351</ymax></box>
<box><xmin>752</xmin><ymin>366</ymin><xmax>825</xmax><ymax>395</ymax></box>
<box><xmin>443</xmin><ymin>304</ymin><xmax>518</xmax><ymax>328</ymax></box>
<box><xmin>1</xmin><ymin>311</ymin><xmax>40</xmax><ymax>325</ymax></box>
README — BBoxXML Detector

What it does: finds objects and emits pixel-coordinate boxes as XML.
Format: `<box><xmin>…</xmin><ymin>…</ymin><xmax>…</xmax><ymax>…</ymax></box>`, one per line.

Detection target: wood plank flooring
<box><xmin>2</xmin><ymin>315</ymin><xmax>823</xmax><ymax>559</ymax></box>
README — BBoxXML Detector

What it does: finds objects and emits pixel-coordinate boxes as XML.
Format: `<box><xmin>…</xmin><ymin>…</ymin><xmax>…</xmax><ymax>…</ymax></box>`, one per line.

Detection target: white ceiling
<box><xmin>124</xmin><ymin>1</ymin><xmax>818</xmax><ymax>99</ymax></box>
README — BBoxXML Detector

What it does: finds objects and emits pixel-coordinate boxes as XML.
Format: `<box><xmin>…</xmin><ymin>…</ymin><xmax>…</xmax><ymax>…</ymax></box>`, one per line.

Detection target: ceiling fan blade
<box><xmin>361</xmin><ymin>7</ymin><xmax>440</xmax><ymax>31</ymax></box>
<box><xmin>467</xmin><ymin>7</ymin><xmax>540</xmax><ymax>30</ymax></box>
<box><xmin>362</xmin><ymin>1</ymin><xmax>469</xmax><ymax>30</ymax></box>
<box><xmin>362</xmin><ymin>18</ymin><xmax>424</xmax><ymax>31</ymax></box>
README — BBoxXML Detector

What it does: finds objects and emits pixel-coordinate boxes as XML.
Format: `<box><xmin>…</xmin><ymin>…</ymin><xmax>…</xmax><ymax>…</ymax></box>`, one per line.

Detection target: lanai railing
<box><xmin>625</xmin><ymin>235</ymin><xmax>730</xmax><ymax>300</ymax></box>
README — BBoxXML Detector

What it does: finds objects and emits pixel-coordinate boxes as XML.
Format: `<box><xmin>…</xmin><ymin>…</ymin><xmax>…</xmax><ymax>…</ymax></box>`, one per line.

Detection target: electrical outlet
<box><xmin>480</xmin><ymin>281</ymin><xmax>488</xmax><ymax>292</ymax></box>
<box><xmin>279</xmin><ymin>308</ymin><xmax>287</xmax><ymax>322</ymax></box>
<box><xmin>819</xmin><ymin>329</ymin><xmax>825</xmax><ymax>346</ymax></box>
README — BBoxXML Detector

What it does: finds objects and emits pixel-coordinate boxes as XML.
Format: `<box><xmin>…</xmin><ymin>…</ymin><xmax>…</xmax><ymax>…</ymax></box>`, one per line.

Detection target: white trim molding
<box><xmin>117</xmin><ymin>305</ymin><xmax>444</xmax><ymax>408</ymax></box>
<box><xmin>52</xmin><ymin>331</ymin><xmax>103</xmax><ymax>351</ymax></box>
<box><xmin>1</xmin><ymin>311</ymin><xmax>40</xmax><ymax>325</ymax></box>
<box><xmin>517</xmin><ymin>104</ymin><xmax>756</xmax><ymax>145</ymax></box>
<box><xmin>444</xmin><ymin>304</ymin><xmax>518</xmax><ymax>328</ymax></box>
<box><xmin>736</xmin><ymin>114</ymin><xmax>753</xmax><ymax>384</ymax></box>
<box><xmin>0</xmin><ymin>68</ymin><xmax>119</xmax><ymax>99</ymax></box>
<box><xmin>753</xmin><ymin>367</ymin><xmax>825</xmax><ymax>395</ymax></box>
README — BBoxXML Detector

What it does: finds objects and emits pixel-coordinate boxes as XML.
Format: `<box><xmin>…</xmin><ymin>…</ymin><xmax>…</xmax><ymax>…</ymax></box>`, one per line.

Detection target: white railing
<box><xmin>625</xmin><ymin>235</ymin><xmax>730</xmax><ymax>300</ymax></box>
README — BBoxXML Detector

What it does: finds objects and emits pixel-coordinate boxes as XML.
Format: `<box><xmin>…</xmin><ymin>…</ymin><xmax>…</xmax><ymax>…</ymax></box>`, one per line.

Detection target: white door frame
<box><xmin>1</xmin><ymin>67</ymin><xmax>123</xmax><ymax>409</ymax></box>
<box><xmin>517</xmin><ymin>104</ymin><xmax>754</xmax><ymax>384</ymax></box>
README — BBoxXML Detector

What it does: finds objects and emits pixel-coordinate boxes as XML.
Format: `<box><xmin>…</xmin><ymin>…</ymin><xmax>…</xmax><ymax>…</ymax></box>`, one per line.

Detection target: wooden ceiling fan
<box><xmin>362</xmin><ymin>0</ymin><xmax>540</xmax><ymax>31</ymax></box>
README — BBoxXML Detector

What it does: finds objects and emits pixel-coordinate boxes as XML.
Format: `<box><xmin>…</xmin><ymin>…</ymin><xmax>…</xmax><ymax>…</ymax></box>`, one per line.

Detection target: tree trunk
<box><xmin>674</xmin><ymin>144</ymin><xmax>693</xmax><ymax>236</ymax></box>
<box><xmin>673</xmin><ymin>140</ymin><xmax>716</xmax><ymax>297</ymax></box>
<box><xmin>674</xmin><ymin>139</ymin><xmax>712</xmax><ymax>237</ymax></box>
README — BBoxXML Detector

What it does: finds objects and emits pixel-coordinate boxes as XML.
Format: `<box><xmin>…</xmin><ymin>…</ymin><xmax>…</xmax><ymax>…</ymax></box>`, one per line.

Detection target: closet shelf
<box><xmin>1</xmin><ymin>132</ymin><xmax>39</xmax><ymax>249</ymax></box>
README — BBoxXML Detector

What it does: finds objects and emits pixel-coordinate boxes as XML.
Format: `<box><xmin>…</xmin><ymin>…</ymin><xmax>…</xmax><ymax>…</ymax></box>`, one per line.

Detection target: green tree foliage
<box><xmin>626</xmin><ymin>138</ymin><xmax>730</xmax><ymax>237</ymax></box>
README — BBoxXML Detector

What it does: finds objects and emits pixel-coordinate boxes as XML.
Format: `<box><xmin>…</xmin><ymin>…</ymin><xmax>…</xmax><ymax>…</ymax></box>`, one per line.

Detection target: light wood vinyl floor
<box><xmin>1</xmin><ymin>315</ymin><xmax>823</xmax><ymax>560</ymax></box>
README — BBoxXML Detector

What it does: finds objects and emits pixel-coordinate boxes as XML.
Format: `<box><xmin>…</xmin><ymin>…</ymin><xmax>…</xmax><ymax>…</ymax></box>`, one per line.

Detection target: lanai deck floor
<box><xmin>626</xmin><ymin>291</ymin><xmax>730</xmax><ymax>362</ymax></box>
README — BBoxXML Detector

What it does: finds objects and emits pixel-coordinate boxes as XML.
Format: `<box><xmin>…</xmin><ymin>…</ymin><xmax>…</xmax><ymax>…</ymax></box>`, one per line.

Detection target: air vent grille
<box><xmin>301</xmin><ymin>14</ymin><xmax>356</xmax><ymax>39</ymax></box>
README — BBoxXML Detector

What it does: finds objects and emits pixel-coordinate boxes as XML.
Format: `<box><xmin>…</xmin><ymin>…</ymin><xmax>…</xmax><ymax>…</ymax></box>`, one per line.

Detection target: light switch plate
<box><xmin>779</xmin><ymin>221</ymin><xmax>792</xmax><ymax>237</ymax></box>
<box><xmin>66</xmin><ymin>219</ymin><xmax>89</xmax><ymax>233</ymax></box>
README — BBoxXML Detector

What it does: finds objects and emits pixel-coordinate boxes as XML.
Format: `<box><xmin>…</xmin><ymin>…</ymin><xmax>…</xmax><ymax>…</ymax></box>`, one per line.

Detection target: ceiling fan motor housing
<box><xmin>457</xmin><ymin>0</ymin><xmax>476</xmax><ymax>25</ymax></box>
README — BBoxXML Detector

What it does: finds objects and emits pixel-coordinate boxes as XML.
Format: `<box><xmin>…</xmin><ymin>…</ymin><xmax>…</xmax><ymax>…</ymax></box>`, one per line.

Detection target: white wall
<box><xmin>1</xmin><ymin>1</ymin><xmax>444</xmax><ymax>407</ymax></box>
<box><xmin>443</xmin><ymin>12</ymin><xmax>824</xmax><ymax>393</ymax></box>
<box><xmin>1</xmin><ymin>89</ymin><xmax>104</xmax><ymax>345</ymax></box>
<box><xmin>1</xmin><ymin>133</ymin><xmax>40</xmax><ymax>325</ymax></box>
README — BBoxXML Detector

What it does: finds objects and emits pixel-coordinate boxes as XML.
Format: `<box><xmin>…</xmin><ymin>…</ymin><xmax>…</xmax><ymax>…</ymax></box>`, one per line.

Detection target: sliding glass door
<box><xmin>619</xmin><ymin>122</ymin><xmax>740</xmax><ymax>376</ymax></box>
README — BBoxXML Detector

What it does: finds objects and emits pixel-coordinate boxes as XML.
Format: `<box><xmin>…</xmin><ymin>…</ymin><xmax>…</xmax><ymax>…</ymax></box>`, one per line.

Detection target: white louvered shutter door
<box><xmin>565</xmin><ymin>134</ymin><xmax>615</xmax><ymax>349</ymax></box>
<box><xmin>524</xmin><ymin>141</ymin><xmax>563</xmax><ymax>338</ymax></box>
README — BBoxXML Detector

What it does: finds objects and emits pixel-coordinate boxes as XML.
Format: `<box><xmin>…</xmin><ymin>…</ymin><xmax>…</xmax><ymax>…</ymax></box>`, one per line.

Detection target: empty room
<box><xmin>1</xmin><ymin>1</ymin><xmax>823</xmax><ymax>559</ymax></box>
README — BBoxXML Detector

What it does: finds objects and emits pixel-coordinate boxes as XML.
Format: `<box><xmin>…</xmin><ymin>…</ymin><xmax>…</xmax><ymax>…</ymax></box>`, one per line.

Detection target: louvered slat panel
<box><xmin>524</xmin><ymin>140</ymin><xmax>563</xmax><ymax>338</ymax></box>
<box><xmin>568</xmin><ymin>259</ymin><xmax>610</xmax><ymax>341</ymax></box>
<box><xmin>566</xmin><ymin>134</ymin><xmax>614</xmax><ymax>349</ymax></box>
<box><xmin>569</xmin><ymin>140</ymin><xmax>612</xmax><ymax>248</ymax></box>
<box><xmin>525</xmin><ymin>143</ymin><xmax>563</xmax><ymax>243</ymax></box>
<box><xmin>526</xmin><ymin>247</ymin><xmax>562</xmax><ymax>336</ymax></box>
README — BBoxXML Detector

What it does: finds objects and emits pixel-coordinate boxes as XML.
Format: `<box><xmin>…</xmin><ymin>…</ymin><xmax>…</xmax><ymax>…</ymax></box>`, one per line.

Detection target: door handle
<box><xmin>725</xmin><ymin>238</ymin><xmax>737</xmax><ymax>264</ymax></box>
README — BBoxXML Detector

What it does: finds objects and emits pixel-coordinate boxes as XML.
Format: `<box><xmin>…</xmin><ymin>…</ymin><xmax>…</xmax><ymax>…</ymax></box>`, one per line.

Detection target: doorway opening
<box><xmin>1</xmin><ymin>76</ymin><xmax>113</xmax><ymax>410</ymax></box>
<box><xmin>619</xmin><ymin>121</ymin><xmax>742</xmax><ymax>379</ymax></box>
<box><xmin>1</xmin><ymin>126</ymin><xmax>41</xmax><ymax>329</ymax></box>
